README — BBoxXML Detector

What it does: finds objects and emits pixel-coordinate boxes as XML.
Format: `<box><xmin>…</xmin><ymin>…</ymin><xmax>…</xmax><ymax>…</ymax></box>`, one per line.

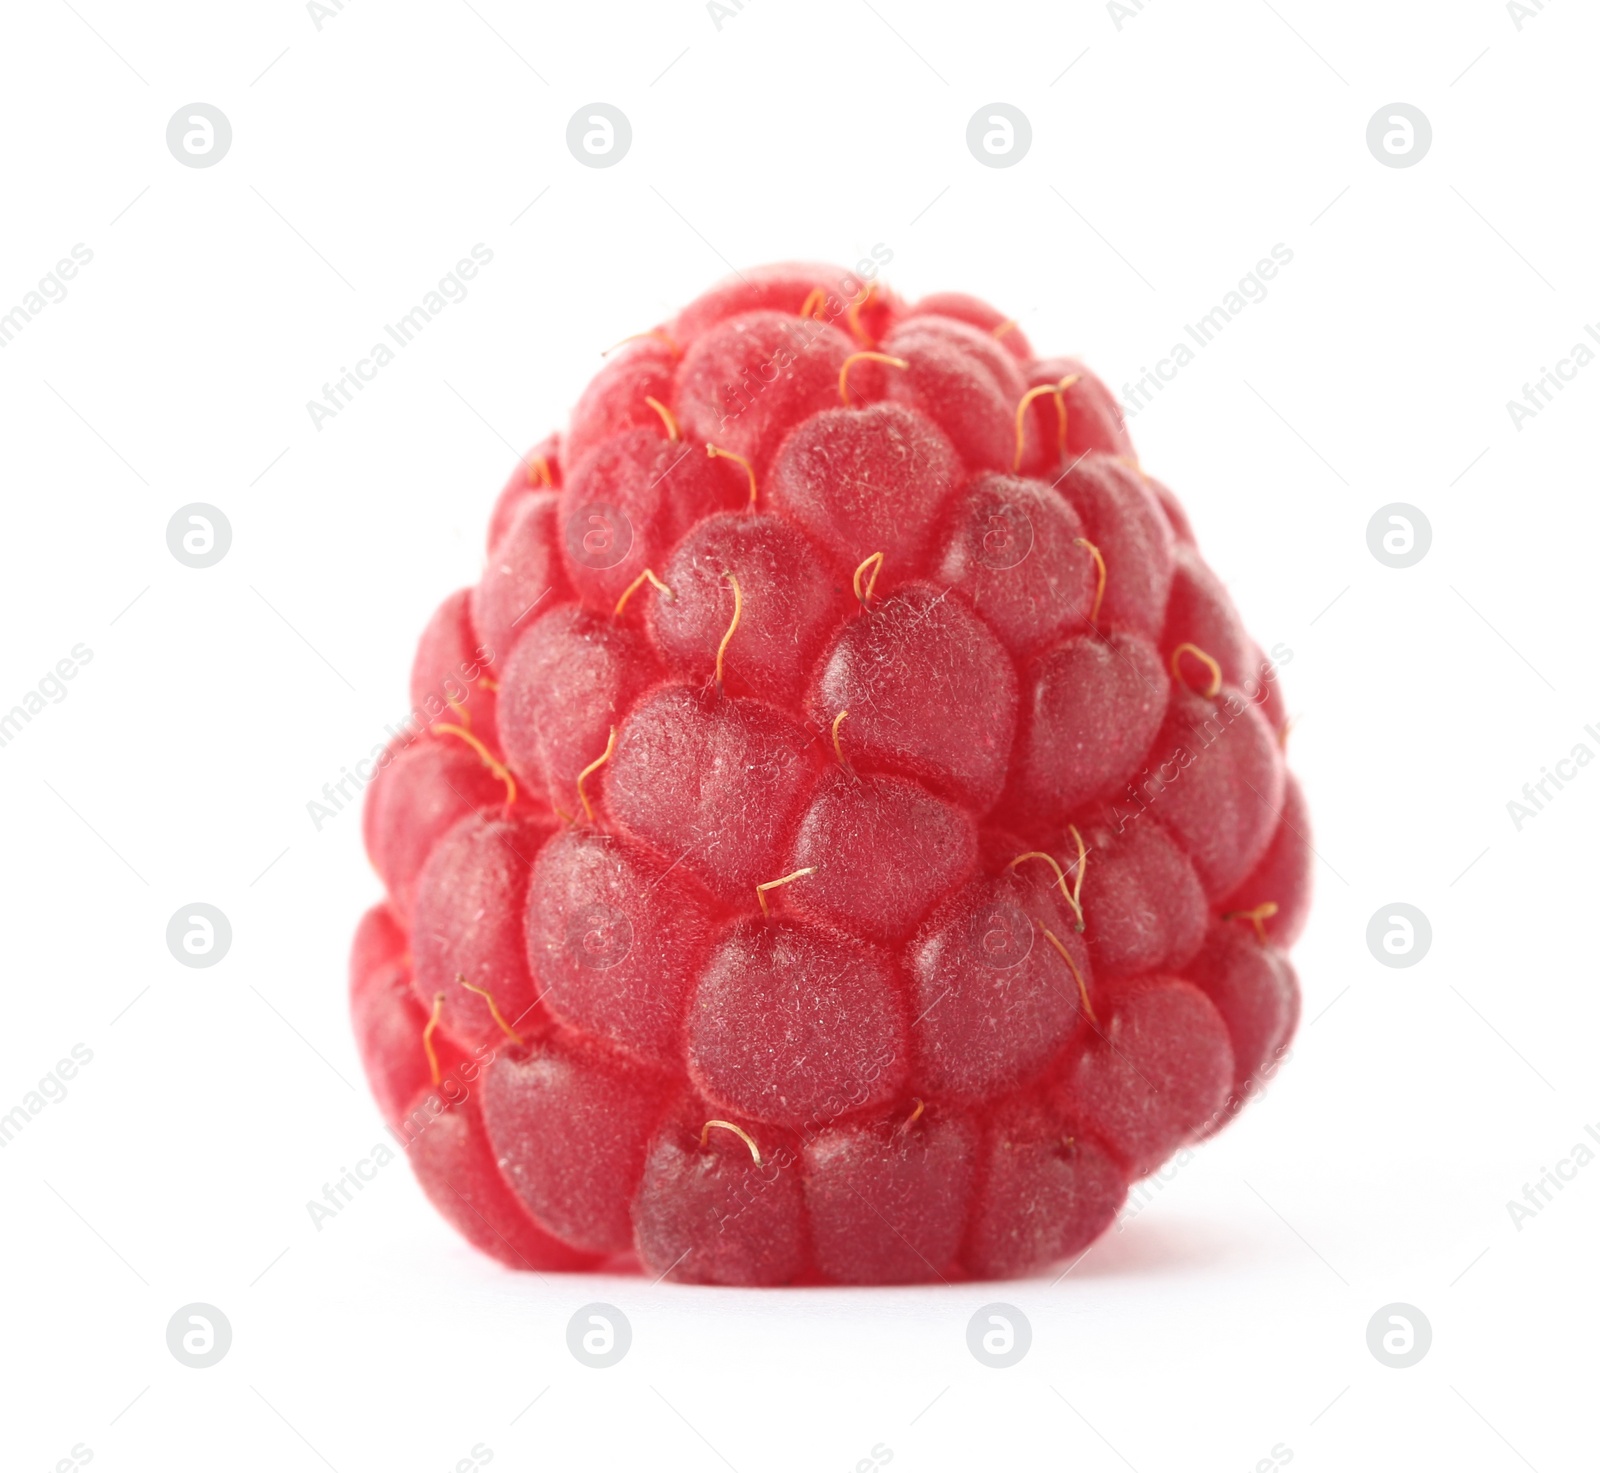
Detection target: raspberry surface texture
<box><xmin>352</xmin><ymin>261</ymin><xmax>1310</xmax><ymax>1284</ymax></box>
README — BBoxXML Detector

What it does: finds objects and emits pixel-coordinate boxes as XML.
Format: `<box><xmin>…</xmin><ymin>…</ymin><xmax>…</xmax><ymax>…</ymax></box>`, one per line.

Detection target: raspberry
<box><xmin>789</xmin><ymin>772</ymin><xmax>977</xmax><ymax>943</ymax></box>
<box><xmin>362</xmin><ymin>734</ymin><xmax>506</xmax><ymax>921</ymax></box>
<box><xmin>803</xmin><ymin>1106</ymin><xmax>978</xmax><ymax>1284</ymax></box>
<box><xmin>473</xmin><ymin>493</ymin><xmax>567</xmax><ymax>659</ymax></box>
<box><xmin>878</xmin><ymin>315</ymin><xmax>1035</xmax><ymax>471</ymax></box>
<box><xmin>933</xmin><ymin>472</ymin><xmax>1096</xmax><ymax>657</ymax></box>
<box><xmin>524</xmin><ymin>827</ymin><xmax>714</xmax><ymax>1065</ymax></box>
<box><xmin>769</xmin><ymin>402</ymin><xmax>963</xmax><ymax>567</ymax></box>
<box><xmin>482</xmin><ymin>1032</ymin><xmax>675</xmax><ymax>1255</ymax></box>
<box><xmin>1059</xmin><ymin>976</ymin><xmax>1236</xmax><ymax>1178</ymax></box>
<box><xmin>634</xmin><ymin>1107</ymin><xmax>807</xmax><ymax>1286</ymax></box>
<box><xmin>687</xmin><ymin>919</ymin><xmax>907</xmax><ymax>1127</ymax></box>
<box><xmin>649</xmin><ymin>512</ymin><xmax>837</xmax><ymax>702</ymax></box>
<box><xmin>964</xmin><ymin>1098</ymin><xmax>1126</xmax><ymax>1279</ymax></box>
<box><xmin>1006</xmin><ymin>629</ymin><xmax>1167</xmax><ymax>822</ymax></box>
<box><xmin>409</xmin><ymin>813</ymin><xmax>554</xmax><ymax>1051</ymax></box>
<box><xmin>353</xmin><ymin>262</ymin><xmax>1308</xmax><ymax>1283</ymax></box>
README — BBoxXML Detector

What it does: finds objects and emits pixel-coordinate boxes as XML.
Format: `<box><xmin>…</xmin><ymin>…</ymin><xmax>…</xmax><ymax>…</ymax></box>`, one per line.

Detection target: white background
<box><xmin>2</xmin><ymin>1</ymin><xmax>1596</xmax><ymax>1469</ymax></box>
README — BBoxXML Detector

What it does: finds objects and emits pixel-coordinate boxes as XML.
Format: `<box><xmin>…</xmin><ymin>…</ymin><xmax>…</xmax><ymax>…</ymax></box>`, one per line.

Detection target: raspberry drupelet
<box><xmin>351</xmin><ymin>261</ymin><xmax>1311</xmax><ymax>1284</ymax></box>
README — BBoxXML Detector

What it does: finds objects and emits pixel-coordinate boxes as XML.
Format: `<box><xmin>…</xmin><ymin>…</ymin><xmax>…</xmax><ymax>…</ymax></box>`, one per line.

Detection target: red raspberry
<box><xmin>353</xmin><ymin>262</ymin><xmax>1310</xmax><ymax>1284</ymax></box>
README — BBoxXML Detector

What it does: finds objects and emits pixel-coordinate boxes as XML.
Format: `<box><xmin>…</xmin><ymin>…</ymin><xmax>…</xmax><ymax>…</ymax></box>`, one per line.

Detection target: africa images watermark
<box><xmin>318</xmin><ymin>1018</ymin><xmax>528</xmax><ymax>1226</ymax></box>
<box><xmin>0</xmin><ymin>243</ymin><xmax>94</xmax><ymax>349</ymax></box>
<box><xmin>306</xmin><ymin>0</ymin><xmax>358</xmax><ymax>29</ymax></box>
<box><xmin>305</xmin><ymin>244</ymin><xmax>495</xmax><ymax>430</ymax></box>
<box><xmin>0</xmin><ymin>643</ymin><xmax>95</xmax><ymax>752</ymax></box>
<box><xmin>1505</xmin><ymin>1121</ymin><xmax>1600</xmax><ymax>1230</ymax></box>
<box><xmin>1505</xmin><ymin>320</ymin><xmax>1600</xmax><ymax>431</ymax></box>
<box><xmin>1504</xmin><ymin>720</ymin><xmax>1600</xmax><ymax>831</ymax></box>
<box><xmin>1507</xmin><ymin>0</ymin><xmax>1559</xmax><ymax>30</ymax></box>
<box><xmin>1119</xmin><ymin>245</ymin><xmax>1294</xmax><ymax>420</ymax></box>
<box><xmin>305</xmin><ymin>637</ymin><xmax>494</xmax><ymax>831</ymax></box>
<box><xmin>706</xmin><ymin>0</ymin><xmax>756</xmax><ymax>29</ymax></box>
<box><xmin>1107</xmin><ymin>0</ymin><xmax>1158</xmax><ymax>30</ymax></box>
<box><xmin>305</xmin><ymin>1138</ymin><xmax>399</xmax><ymax>1230</ymax></box>
<box><xmin>0</xmin><ymin>1044</ymin><xmax>95</xmax><ymax>1149</ymax></box>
